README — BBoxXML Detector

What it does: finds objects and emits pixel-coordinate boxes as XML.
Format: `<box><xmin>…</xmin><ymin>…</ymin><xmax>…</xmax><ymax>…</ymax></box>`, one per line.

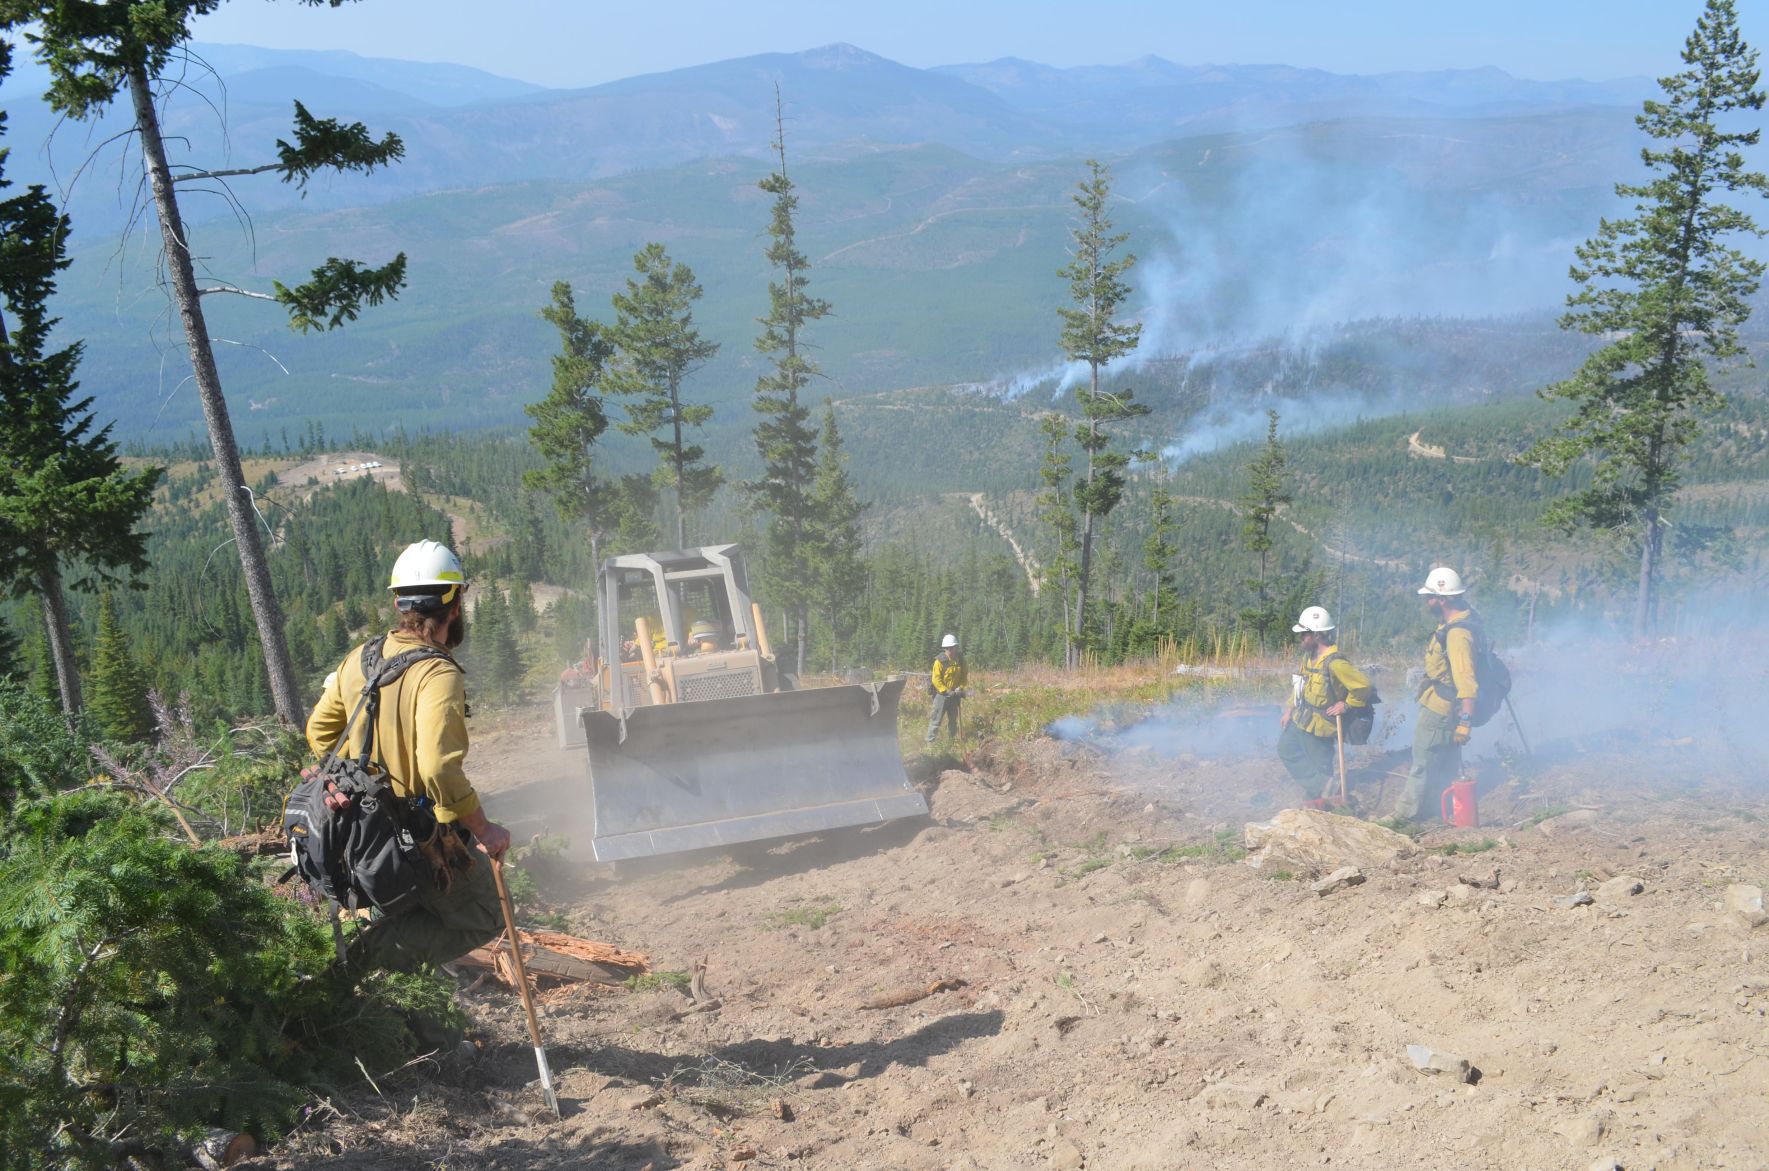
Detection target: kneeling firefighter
<box><xmin>302</xmin><ymin>539</ymin><xmax>511</xmax><ymax>974</ymax></box>
<box><xmin>1277</xmin><ymin>605</ymin><xmax>1376</xmax><ymax>804</ymax></box>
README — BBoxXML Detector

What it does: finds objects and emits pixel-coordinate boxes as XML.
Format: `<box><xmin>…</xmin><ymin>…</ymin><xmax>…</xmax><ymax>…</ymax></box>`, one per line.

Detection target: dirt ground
<box><xmin>260</xmin><ymin>699</ymin><xmax>1769</xmax><ymax>1171</ymax></box>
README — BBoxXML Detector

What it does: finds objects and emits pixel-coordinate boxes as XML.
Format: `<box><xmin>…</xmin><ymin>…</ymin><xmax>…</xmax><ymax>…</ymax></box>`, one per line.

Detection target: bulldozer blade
<box><xmin>580</xmin><ymin>678</ymin><xmax>925</xmax><ymax>861</ymax></box>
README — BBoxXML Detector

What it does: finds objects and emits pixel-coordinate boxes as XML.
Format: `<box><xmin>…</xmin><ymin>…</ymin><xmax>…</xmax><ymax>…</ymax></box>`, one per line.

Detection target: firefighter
<box><xmin>306</xmin><ymin>539</ymin><xmax>510</xmax><ymax>974</ymax></box>
<box><xmin>686</xmin><ymin>618</ymin><xmax>727</xmax><ymax>655</ymax></box>
<box><xmin>925</xmin><ymin>633</ymin><xmax>967</xmax><ymax>744</ymax></box>
<box><xmin>1277</xmin><ymin>605</ymin><xmax>1374</xmax><ymax>804</ymax></box>
<box><xmin>1396</xmin><ymin>566</ymin><xmax>1479</xmax><ymax>823</ymax></box>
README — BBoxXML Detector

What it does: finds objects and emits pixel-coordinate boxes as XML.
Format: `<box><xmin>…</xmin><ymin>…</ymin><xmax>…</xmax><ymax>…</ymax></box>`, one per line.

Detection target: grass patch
<box><xmin>1430</xmin><ymin>838</ymin><xmax>1500</xmax><ymax>856</ymax></box>
<box><xmin>1063</xmin><ymin>856</ymin><xmax>1112</xmax><ymax>879</ymax></box>
<box><xmin>767</xmin><ymin>903</ymin><xmax>843</xmax><ymax>931</ymax></box>
<box><xmin>1266</xmin><ymin>869</ymin><xmax>1298</xmax><ymax>881</ymax></box>
<box><xmin>1526</xmin><ymin>805</ymin><xmax>1572</xmax><ymax>826</ymax></box>
<box><xmin>1573</xmin><ymin>868</ymin><xmax>1596</xmax><ymax>881</ymax></box>
<box><xmin>626</xmin><ymin>970</ymin><xmax>693</xmax><ymax>993</ymax></box>
<box><xmin>1375</xmin><ymin>816</ymin><xmax>1426</xmax><ymax>838</ymax></box>
<box><xmin>1126</xmin><ymin>828</ymin><xmax>1248</xmax><ymax>865</ymax></box>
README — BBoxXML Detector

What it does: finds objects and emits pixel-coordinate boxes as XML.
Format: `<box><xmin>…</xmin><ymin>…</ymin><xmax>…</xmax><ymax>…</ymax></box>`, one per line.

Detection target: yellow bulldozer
<box><xmin>553</xmin><ymin>544</ymin><xmax>925</xmax><ymax>861</ymax></box>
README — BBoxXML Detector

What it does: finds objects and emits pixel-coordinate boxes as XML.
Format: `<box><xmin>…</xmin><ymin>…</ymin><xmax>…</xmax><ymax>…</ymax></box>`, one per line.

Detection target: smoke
<box><xmin>964</xmin><ymin>120</ymin><xmax>1629</xmax><ymax>447</ymax></box>
<box><xmin>1045</xmin><ymin>608</ymin><xmax>1769</xmax><ymax>809</ymax></box>
<box><xmin>1159</xmin><ymin>388</ymin><xmax>1407</xmax><ymax>465</ymax></box>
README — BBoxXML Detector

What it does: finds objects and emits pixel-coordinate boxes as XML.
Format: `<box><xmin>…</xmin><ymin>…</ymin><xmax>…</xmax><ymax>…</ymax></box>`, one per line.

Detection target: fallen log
<box><xmin>859</xmin><ymin>978</ymin><xmax>968</xmax><ymax>1010</ymax></box>
<box><xmin>461</xmin><ymin>928</ymin><xmax>648</xmax><ymax>994</ymax></box>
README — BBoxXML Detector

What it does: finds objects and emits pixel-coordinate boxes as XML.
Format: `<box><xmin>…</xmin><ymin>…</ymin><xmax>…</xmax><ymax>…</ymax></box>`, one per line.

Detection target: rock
<box><xmin>1311</xmin><ymin>866</ymin><xmax>1367</xmax><ymax>896</ymax></box>
<box><xmin>1725</xmin><ymin>884</ymin><xmax>1767</xmax><ymax>928</ymax></box>
<box><xmin>1417</xmin><ymin>889</ymin><xmax>1448</xmax><ymax>908</ymax></box>
<box><xmin>1536</xmin><ymin>809</ymin><xmax>1599</xmax><ymax>837</ymax></box>
<box><xmin>1048</xmin><ymin>1138</ymin><xmax>1085</xmax><ymax>1169</ymax></box>
<box><xmin>1596</xmin><ymin>875</ymin><xmax>1645</xmax><ymax>902</ymax></box>
<box><xmin>1557</xmin><ymin>1112</ymin><xmax>1607</xmax><ymax>1146</ymax></box>
<box><xmin>1405</xmin><ymin>1044</ymin><xmax>1474</xmax><ymax>1083</ymax></box>
<box><xmin>1498</xmin><ymin>879</ymin><xmax>1520</xmax><ymax>894</ymax></box>
<box><xmin>1446</xmin><ymin>883</ymin><xmax>1479</xmax><ymax>905</ymax></box>
<box><xmin>1184</xmin><ymin>878</ymin><xmax>1211</xmax><ymax>911</ymax></box>
<box><xmin>1555</xmin><ymin>892</ymin><xmax>1595</xmax><ymax>909</ymax></box>
<box><xmin>1587</xmin><ymin>1160</ymin><xmax>1623</xmax><ymax>1171</ymax></box>
<box><xmin>1199</xmin><ymin>1082</ymin><xmax>1268</xmax><ymax>1109</ymax></box>
<box><xmin>1243</xmin><ymin>808</ymin><xmax>1417</xmax><ymax>873</ymax></box>
<box><xmin>621</xmin><ymin>1089</ymin><xmax>663</xmax><ymax>1110</ymax></box>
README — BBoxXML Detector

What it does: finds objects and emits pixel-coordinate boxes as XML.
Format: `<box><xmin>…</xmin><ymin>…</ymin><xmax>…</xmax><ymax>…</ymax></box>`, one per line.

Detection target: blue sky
<box><xmin>189</xmin><ymin>0</ymin><xmax>1757</xmax><ymax>89</ymax></box>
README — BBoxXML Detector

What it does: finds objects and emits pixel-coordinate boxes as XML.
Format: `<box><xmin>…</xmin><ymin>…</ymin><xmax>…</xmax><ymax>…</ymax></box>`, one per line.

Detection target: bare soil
<box><xmin>260</xmin><ymin>701</ymin><xmax>1769</xmax><ymax>1171</ymax></box>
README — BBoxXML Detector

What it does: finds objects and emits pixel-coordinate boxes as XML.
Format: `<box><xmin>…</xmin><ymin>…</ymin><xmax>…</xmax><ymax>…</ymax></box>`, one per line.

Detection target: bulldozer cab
<box><xmin>599</xmin><ymin>545</ymin><xmax>776</xmax><ymax>716</ymax></box>
<box><xmin>568</xmin><ymin>543</ymin><xmax>926</xmax><ymax>861</ymax></box>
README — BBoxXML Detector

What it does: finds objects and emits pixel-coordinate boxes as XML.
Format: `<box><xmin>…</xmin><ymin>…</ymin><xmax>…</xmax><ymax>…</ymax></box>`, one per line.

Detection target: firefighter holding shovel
<box><xmin>1277</xmin><ymin>606</ymin><xmax>1376</xmax><ymax>808</ymax></box>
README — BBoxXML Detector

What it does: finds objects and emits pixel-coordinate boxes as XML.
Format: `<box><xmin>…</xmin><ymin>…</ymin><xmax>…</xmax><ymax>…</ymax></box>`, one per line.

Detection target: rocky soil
<box><xmin>258</xmin><ymin>702</ymin><xmax>1769</xmax><ymax>1171</ymax></box>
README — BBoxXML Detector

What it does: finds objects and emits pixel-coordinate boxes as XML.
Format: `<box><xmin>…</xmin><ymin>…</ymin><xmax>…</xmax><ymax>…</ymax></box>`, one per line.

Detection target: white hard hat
<box><xmin>388</xmin><ymin>540</ymin><xmax>465</xmax><ymax>604</ymax></box>
<box><xmin>1417</xmin><ymin>566</ymin><xmax>1467</xmax><ymax>597</ymax></box>
<box><xmin>941</xmin><ymin>633</ymin><xmax>958</xmax><ymax>648</ymax></box>
<box><xmin>1292</xmin><ymin>605</ymin><xmax>1334</xmax><ymax>634</ymax></box>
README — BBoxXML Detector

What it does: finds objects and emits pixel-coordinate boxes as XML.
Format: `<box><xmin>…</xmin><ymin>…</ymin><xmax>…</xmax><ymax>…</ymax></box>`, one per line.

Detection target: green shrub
<box><xmin>0</xmin><ymin>790</ymin><xmax>454</xmax><ymax>1170</ymax></box>
<box><xmin>0</xmin><ymin>680</ymin><xmax>91</xmax><ymax>807</ymax></box>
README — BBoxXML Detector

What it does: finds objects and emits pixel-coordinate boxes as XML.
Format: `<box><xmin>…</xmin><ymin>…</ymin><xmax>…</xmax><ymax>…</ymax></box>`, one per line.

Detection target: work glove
<box><xmin>1453</xmin><ymin>721</ymin><xmax>1472</xmax><ymax>746</ymax></box>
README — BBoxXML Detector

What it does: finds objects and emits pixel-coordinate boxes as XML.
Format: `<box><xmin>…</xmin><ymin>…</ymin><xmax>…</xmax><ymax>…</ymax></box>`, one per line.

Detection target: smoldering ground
<box><xmin>1048</xmin><ymin>610</ymin><xmax>1769</xmax><ymax>815</ymax></box>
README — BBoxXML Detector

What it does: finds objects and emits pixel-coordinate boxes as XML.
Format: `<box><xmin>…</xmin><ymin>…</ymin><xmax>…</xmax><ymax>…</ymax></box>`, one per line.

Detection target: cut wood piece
<box><xmin>190</xmin><ymin>1129</ymin><xmax>256</xmax><ymax>1169</ymax></box>
<box><xmin>461</xmin><ymin>927</ymin><xmax>648</xmax><ymax>993</ymax></box>
<box><xmin>860</xmin><ymin>977</ymin><xmax>969</xmax><ymax>1010</ymax></box>
<box><xmin>218</xmin><ymin>827</ymin><xmax>286</xmax><ymax>857</ymax></box>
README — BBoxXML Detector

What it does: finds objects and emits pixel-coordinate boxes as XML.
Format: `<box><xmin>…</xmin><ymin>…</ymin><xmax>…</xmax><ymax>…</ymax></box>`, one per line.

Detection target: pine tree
<box><xmin>1057</xmin><ymin>160</ymin><xmax>1147</xmax><ymax>667</ymax></box>
<box><xmin>805</xmin><ymin>401</ymin><xmax>867</xmax><ymax>672</ymax></box>
<box><xmin>2</xmin><ymin>4</ymin><xmax>412</xmax><ymax>725</ymax></box>
<box><xmin>0</xmin><ymin>611</ymin><xmax>18</xmax><ymax>675</ymax></box>
<box><xmin>606</xmin><ymin>242</ymin><xmax>721</xmax><ymax>548</ymax></box>
<box><xmin>469</xmin><ymin>583</ymin><xmax>524</xmax><ymax>706</ymax></box>
<box><xmin>1522</xmin><ymin>0</ymin><xmax>1767</xmax><ymax>638</ymax></box>
<box><xmin>1240</xmin><ymin>410</ymin><xmax>1292</xmax><ymax>650</ymax></box>
<box><xmin>1036</xmin><ymin>414</ymin><xmax>1080</xmax><ymax>666</ymax></box>
<box><xmin>87</xmin><ymin>593</ymin><xmax>154</xmax><ymax>743</ymax></box>
<box><xmin>747</xmin><ymin>88</ymin><xmax>829</xmax><ymax>679</ymax></box>
<box><xmin>1143</xmin><ymin>474</ymin><xmax>1179</xmax><ymax>628</ymax></box>
<box><xmin>525</xmin><ymin>281</ymin><xmax>617</xmax><ymax>567</ymax></box>
<box><xmin>0</xmin><ymin>42</ymin><xmax>161</xmax><ymax>719</ymax></box>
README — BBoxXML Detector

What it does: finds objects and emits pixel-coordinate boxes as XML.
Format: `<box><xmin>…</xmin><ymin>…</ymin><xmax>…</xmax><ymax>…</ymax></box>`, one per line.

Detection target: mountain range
<box><xmin>0</xmin><ymin>39</ymin><xmax>1719</xmax><ymax>447</ymax></box>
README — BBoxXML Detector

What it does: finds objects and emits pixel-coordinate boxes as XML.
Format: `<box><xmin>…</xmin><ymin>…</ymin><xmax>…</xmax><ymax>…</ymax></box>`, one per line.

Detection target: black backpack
<box><xmin>283</xmin><ymin>640</ymin><xmax>457</xmax><ymax>936</ymax></box>
<box><xmin>1319</xmin><ymin>651</ymin><xmax>1381</xmax><ymax>745</ymax></box>
<box><xmin>1431</xmin><ymin>616</ymin><xmax>1512</xmax><ymax>727</ymax></box>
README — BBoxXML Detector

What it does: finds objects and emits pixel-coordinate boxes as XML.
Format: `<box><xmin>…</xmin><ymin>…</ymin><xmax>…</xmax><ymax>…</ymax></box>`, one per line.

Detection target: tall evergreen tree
<box><xmin>525</xmin><ymin>281</ymin><xmax>617</xmax><ymax>567</ymax></box>
<box><xmin>1239</xmin><ymin>410</ymin><xmax>1292</xmax><ymax>650</ymax></box>
<box><xmin>1036</xmin><ymin>414</ymin><xmax>1080</xmax><ymax>666</ymax></box>
<box><xmin>1523</xmin><ymin>0</ymin><xmax>1766</xmax><ymax>638</ymax></box>
<box><xmin>87</xmin><ymin>592</ymin><xmax>154</xmax><ymax>743</ymax></box>
<box><xmin>1143</xmin><ymin>474</ymin><xmax>1179</xmax><ymax>627</ymax></box>
<box><xmin>748</xmin><ymin>89</ymin><xmax>829</xmax><ymax>678</ymax></box>
<box><xmin>1057</xmin><ymin>160</ymin><xmax>1147</xmax><ymax>667</ymax></box>
<box><xmin>606</xmin><ymin>242</ymin><xmax>721</xmax><ymax>549</ymax></box>
<box><xmin>469</xmin><ymin>582</ymin><xmax>524</xmax><ymax>706</ymax></box>
<box><xmin>805</xmin><ymin>401</ymin><xmax>867</xmax><ymax>672</ymax></box>
<box><xmin>0</xmin><ymin>611</ymin><xmax>18</xmax><ymax>675</ymax></box>
<box><xmin>0</xmin><ymin>43</ymin><xmax>160</xmax><ymax>718</ymax></box>
<box><xmin>3</xmin><ymin>1</ymin><xmax>411</xmax><ymax>726</ymax></box>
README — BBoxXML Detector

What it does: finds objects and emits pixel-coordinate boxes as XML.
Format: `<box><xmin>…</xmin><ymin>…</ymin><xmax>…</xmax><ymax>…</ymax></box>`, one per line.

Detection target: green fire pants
<box><xmin>1397</xmin><ymin>706</ymin><xmax>1462</xmax><ymax>822</ymax></box>
<box><xmin>351</xmin><ymin>850</ymin><xmax>502</xmax><ymax>974</ymax></box>
<box><xmin>1277</xmin><ymin>721</ymin><xmax>1336</xmax><ymax>795</ymax></box>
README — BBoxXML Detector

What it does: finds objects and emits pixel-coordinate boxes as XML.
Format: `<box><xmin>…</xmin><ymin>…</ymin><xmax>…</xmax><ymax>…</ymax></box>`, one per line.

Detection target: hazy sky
<box><xmin>188</xmin><ymin>0</ymin><xmax>1753</xmax><ymax>89</ymax></box>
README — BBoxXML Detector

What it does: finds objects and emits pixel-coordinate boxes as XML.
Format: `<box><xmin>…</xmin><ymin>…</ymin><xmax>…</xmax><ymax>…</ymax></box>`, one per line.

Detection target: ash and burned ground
<box><xmin>263</xmin><ymin>701</ymin><xmax>1769</xmax><ymax>1171</ymax></box>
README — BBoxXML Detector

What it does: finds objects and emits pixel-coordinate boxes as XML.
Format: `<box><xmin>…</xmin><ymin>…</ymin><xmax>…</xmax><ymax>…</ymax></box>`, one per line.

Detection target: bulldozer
<box><xmin>553</xmin><ymin>544</ymin><xmax>925</xmax><ymax>861</ymax></box>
